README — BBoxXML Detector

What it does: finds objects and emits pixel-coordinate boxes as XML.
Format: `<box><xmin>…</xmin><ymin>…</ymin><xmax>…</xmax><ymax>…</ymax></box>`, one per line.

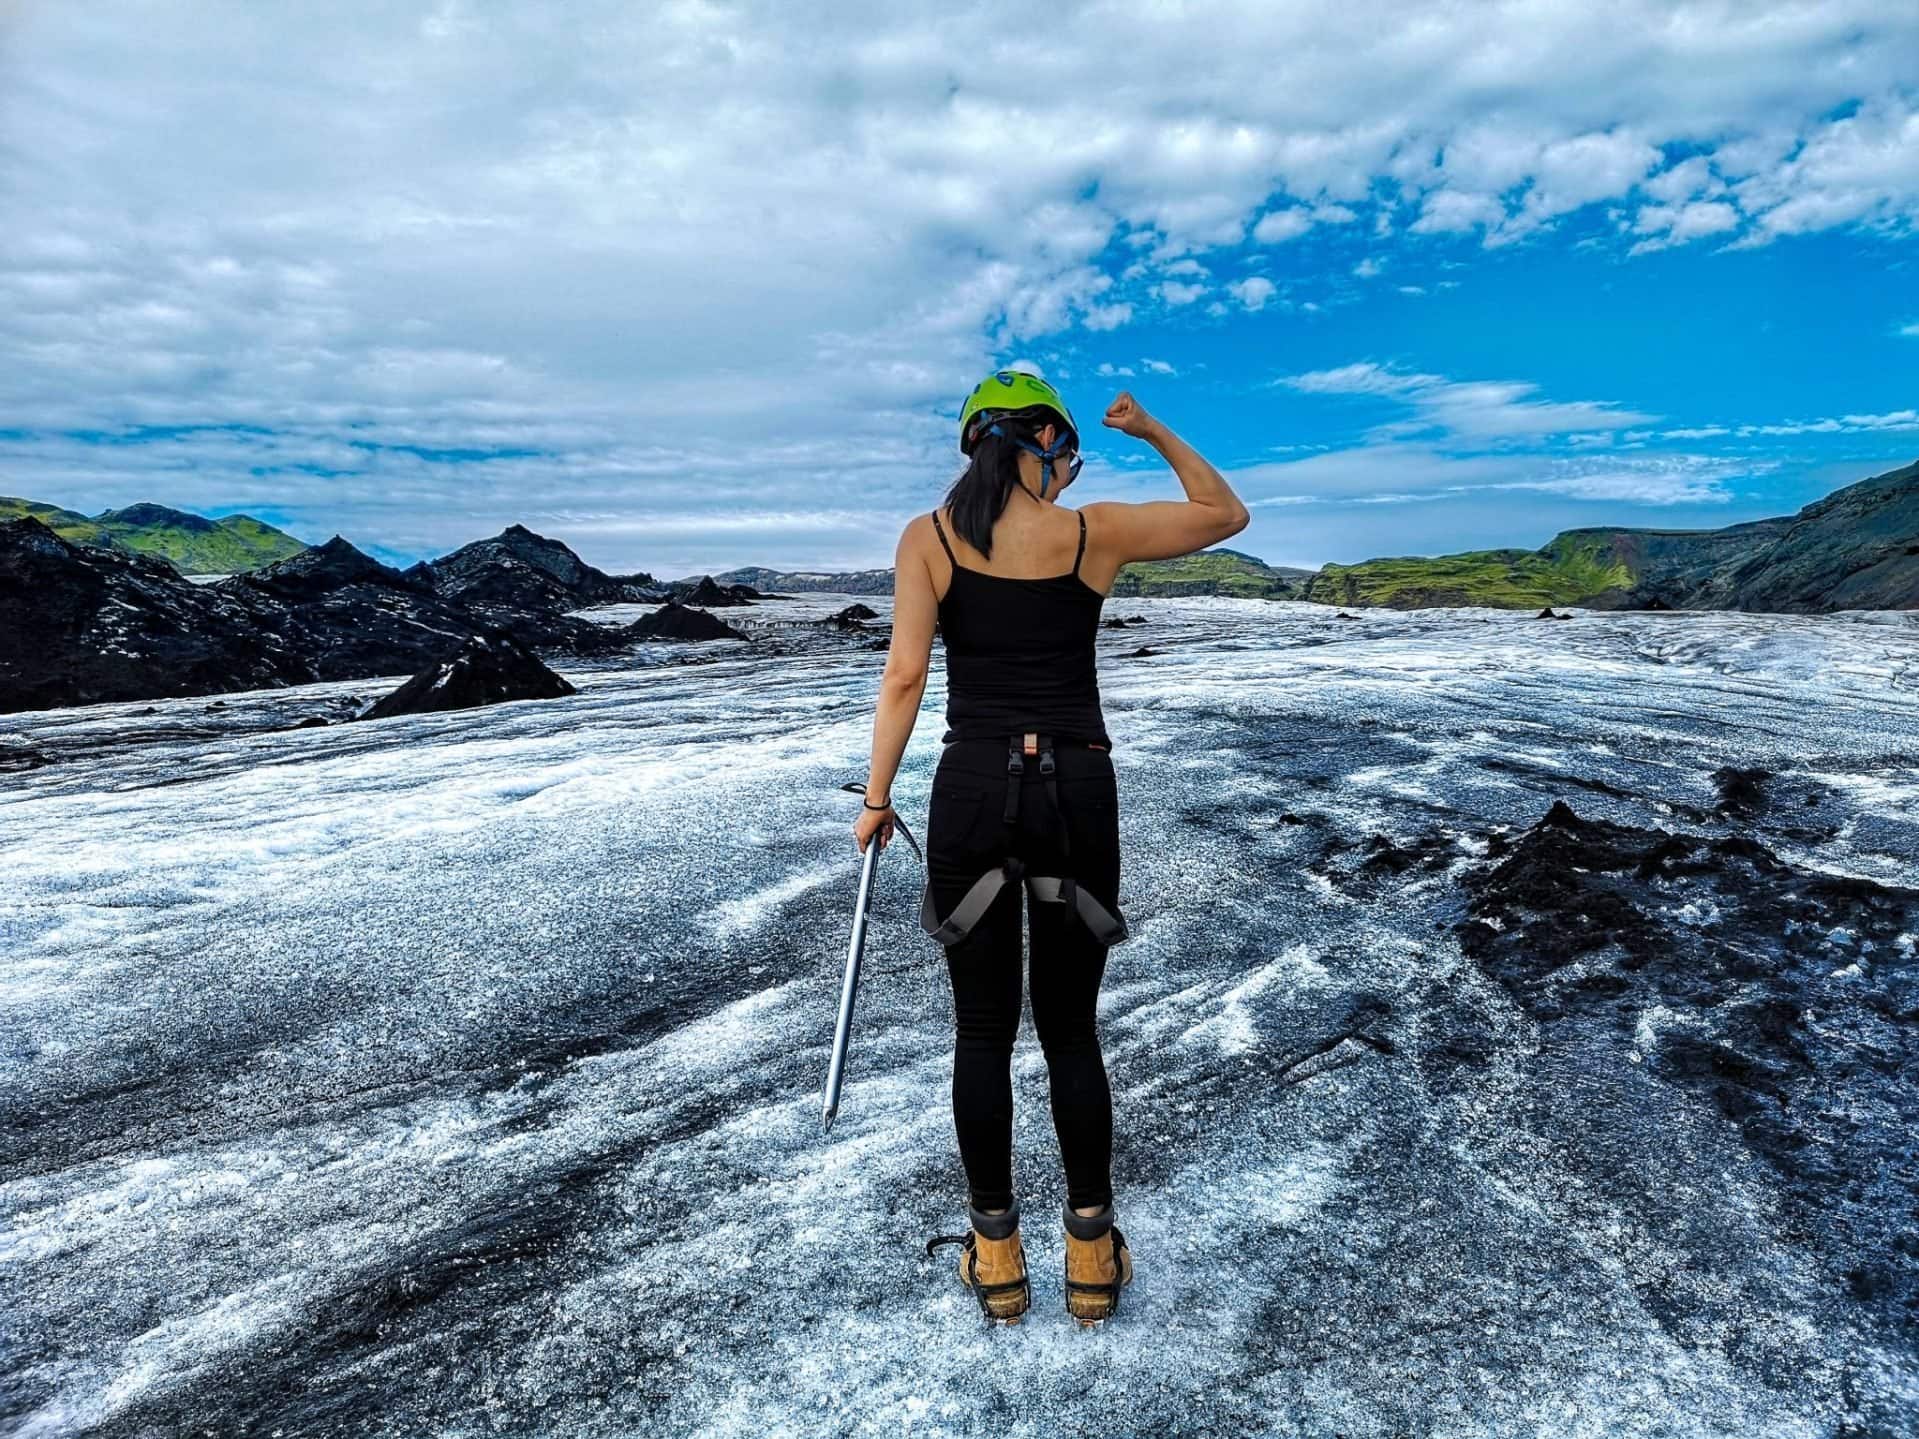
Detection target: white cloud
<box><xmin>1142</xmin><ymin>359</ymin><xmax>1177</xmax><ymax>375</ymax></box>
<box><xmin>1899</xmin><ymin>321</ymin><xmax>1919</xmax><ymax>337</ymax></box>
<box><xmin>1280</xmin><ymin>362</ymin><xmax>1660</xmax><ymax>440</ymax></box>
<box><xmin>1739</xmin><ymin>410</ymin><xmax>1919</xmax><ymax>435</ymax></box>
<box><xmin>1</xmin><ymin>1</ymin><xmax>1915</xmax><ymax>563</ymax></box>
<box><xmin>1252</xmin><ymin>208</ymin><xmax>1314</xmax><ymax>243</ymax></box>
<box><xmin>1629</xmin><ymin>199</ymin><xmax>1742</xmax><ymax>253</ymax></box>
<box><xmin>1228</xmin><ymin>277</ymin><xmax>1277</xmax><ymax>311</ymax></box>
<box><xmin>1353</xmin><ymin>257</ymin><xmax>1384</xmax><ymax>278</ymax></box>
<box><xmin>1227</xmin><ymin>446</ymin><xmax>1750</xmax><ymax>508</ymax></box>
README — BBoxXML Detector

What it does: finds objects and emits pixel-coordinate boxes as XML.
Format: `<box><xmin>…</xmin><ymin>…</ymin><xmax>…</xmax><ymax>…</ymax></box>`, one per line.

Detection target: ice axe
<box><xmin>822</xmin><ymin>780</ymin><xmax>922</xmax><ymax>1130</ymax></box>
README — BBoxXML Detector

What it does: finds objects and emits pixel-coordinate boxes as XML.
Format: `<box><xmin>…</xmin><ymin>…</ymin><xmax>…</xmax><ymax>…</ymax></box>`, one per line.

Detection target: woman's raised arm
<box><xmin>1084</xmin><ymin>391</ymin><xmax>1250</xmax><ymax>564</ymax></box>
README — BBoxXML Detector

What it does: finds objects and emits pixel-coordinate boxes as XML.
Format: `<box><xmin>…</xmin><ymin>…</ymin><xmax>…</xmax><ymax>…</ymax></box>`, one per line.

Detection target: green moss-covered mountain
<box><xmin>0</xmin><ymin>497</ymin><xmax>307</xmax><ymax>574</ymax></box>
<box><xmin>1302</xmin><ymin>539</ymin><xmax>1635</xmax><ymax>610</ymax></box>
<box><xmin>1111</xmin><ymin>546</ymin><xmax>1312</xmax><ymax>598</ymax></box>
<box><xmin>1304</xmin><ymin>458</ymin><xmax>1919</xmax><ymax>612</ymax></box>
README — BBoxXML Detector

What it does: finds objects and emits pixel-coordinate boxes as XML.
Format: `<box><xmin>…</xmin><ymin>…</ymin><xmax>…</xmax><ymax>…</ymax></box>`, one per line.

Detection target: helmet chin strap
<box><xmin>986</xmin><ymin>422</ymin><xmax>1072</xmax><ymax>500</ymax></box>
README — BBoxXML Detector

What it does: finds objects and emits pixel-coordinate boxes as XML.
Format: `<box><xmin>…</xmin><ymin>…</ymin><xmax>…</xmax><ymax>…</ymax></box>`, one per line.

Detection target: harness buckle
<box><xmin>1022</xmin><ymin>731</ymin><xmax>1039</xmax><ymax>756</ymax></box>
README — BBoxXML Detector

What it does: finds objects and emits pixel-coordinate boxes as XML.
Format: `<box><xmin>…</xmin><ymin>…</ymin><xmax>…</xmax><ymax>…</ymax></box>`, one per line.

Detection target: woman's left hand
<box><xmin>853</xmin><ymin>802</ymin><xmax>894</xmax><ymax>854</ymax></box>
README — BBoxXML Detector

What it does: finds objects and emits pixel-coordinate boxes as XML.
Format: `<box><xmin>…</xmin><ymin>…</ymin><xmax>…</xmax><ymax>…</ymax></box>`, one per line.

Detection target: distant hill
<box><xmin>715</xmin><ymin>565</ymin><xmax>896</xmax><ymax>596</ymax></box>
<box><xmin>717</xmin><ymin>545</ymin><xmax>1308</xmax><ymax>598</ymax></box>
<box><xmin>1110</xmin><ymin>545</ymin><xmax>1312</xmax><ymax>598</ymax></box>
<box><xmin>1303</xmin><ymin>459</ymin><xmax>1919</xmax><ymax>611</ymax></box>
<box><xmin>0</xmin><ymin>496</ymin><xmax>307</xmax><ymax>574</ymax></box>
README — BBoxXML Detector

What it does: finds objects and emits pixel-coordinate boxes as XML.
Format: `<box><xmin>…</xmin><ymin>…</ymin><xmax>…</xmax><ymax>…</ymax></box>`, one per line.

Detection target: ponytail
<box><xmin>940</xmin><ymin>412</ymin><xmax>1043</xmax><ymax>560</ymax></box>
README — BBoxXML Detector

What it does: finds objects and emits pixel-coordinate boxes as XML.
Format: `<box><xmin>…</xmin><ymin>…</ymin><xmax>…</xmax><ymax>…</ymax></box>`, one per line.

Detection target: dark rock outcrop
<box><xmin>0</xmin><ymin>521</ymin><xmax>634</xmax><ymax>714</ymax></box>
<box><xmin>821</xmin><ymin>603</ymin><xmax>879</xmax><ymax>629</ymax></box>
<box><xmin>1</xmin><ymin>518</ymin><xmax>303</xmax><ymax>713</ymax></box>
<box><xmin>360</xmin><ymin>632</ymin><xmax>575</xmax><ymax>720</ymax></box>
<box><xmin>671</xmin><ymin>575</ymin><xmax>758</xmax><ymax>607</ymax></box>
<box><xmin>1543</xmin><ymin>459</ymin><xmax>1919</xmax><ymax>612</ymax></box>
<box><xmin>227</xmin><ymin>539</ymin><xmax>493</xmax><ymax>681</ymax></box>
<box><xmin>625</xmin><ymin>601</ymin><xmax>748</xmax><ymax>642</ymax></box>
<box><xmin>423</xmin><ymin>525</ymin><xmax>660</xmax><ymax>617</ymax></box>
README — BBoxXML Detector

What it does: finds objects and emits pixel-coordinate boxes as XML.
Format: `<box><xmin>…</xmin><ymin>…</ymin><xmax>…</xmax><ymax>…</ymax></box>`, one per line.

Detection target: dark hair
<box><xmin>939</xmin><ymin>407</ymin><xmax>1059</xmax><ymax>559</ymax></box>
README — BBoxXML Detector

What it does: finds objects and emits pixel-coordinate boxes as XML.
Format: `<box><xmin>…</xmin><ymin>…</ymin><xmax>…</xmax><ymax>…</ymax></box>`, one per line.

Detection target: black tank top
<box><xmin>931</xmin><ymin>507</ymin><xmax>1111</xmax><ymax>748</ymax></box>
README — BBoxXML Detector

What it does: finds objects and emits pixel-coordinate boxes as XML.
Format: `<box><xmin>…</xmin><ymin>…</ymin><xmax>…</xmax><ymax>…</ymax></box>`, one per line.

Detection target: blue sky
<box><xmin>0</xmin><ymin>1</ymin><xmax>1915</xmax><ymax>576</ymax></box>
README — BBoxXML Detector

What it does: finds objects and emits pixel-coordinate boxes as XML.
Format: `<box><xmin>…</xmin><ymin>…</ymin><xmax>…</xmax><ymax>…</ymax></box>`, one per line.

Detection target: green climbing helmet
<box><xmin>958</xmin><ymin>369</ymin><xmax>1079</xmax><ymax>457</ymax></box>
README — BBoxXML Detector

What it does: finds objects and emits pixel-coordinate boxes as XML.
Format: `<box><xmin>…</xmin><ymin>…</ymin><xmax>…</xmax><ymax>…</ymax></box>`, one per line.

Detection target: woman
<box><xmin>853</xmin><ymin>369</ymin><xmax>1249</xmax><ymax>1326</ymax></box>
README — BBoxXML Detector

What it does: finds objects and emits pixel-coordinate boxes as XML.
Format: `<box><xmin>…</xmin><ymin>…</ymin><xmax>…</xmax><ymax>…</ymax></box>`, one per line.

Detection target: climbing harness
<box><xmin>918</xmin><ymin>731</ymin><xmax>1130</xmax><ymax>950</ymax></box>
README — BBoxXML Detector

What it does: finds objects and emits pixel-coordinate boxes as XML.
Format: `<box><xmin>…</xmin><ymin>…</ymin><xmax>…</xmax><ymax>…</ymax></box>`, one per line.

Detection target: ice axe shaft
<box><xmin>820</xmin><ymin>827</ymin><xmax>881</xmax><ymax>1130</ymax></box>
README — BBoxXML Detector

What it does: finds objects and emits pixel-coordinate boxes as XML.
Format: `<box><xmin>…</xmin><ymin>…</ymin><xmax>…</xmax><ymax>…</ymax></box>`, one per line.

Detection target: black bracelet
<box><xmin>863</xmin><ymin>796</ymin><xmax>892</xmax><ymax>810</ymax></box>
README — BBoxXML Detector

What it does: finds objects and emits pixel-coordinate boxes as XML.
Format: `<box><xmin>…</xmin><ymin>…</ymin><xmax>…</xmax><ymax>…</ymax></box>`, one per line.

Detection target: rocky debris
<box><xmin>1534</xmin><ymin>607</ymin><xmax>1572</xmax><ymax>620</ymax></box>
<box><xmin>0</xmin><ymin>734</ymin><xmax>53</xmax><ymax>770</ymax></box>
<box><xmin>1335</xmin><ymin>611</ymin><xmax>1357</xmax><ymax>620</ymax></box>
<box><xmin>1712</xmin><ymin>765</ymin><xmax>1771</xmax><ymax>815</ymax></box>
<box><xmin>1123</xmin><ymin>644</ymin><xmax>1161</xmax><ymax>658</ymax></box>
<box><xmin>671</xmin><ymin>575</ymin><xmax>760</xmax><ymax>607</ymax></box>
<box><xmin>821</xmin><ymin>603</ymin><xmax>879</xmax><ymax>629</ymax></box>
<box><xmin>624</xmin><ymin>601</ymin><xmax>749</xmax><ymax>642</ymax></box>
<box><xmin>1454</xmin><ymin>798</ymin><xmax>1919</xmax><ymax>1332</ymax></box>
<box><xmin>1101</xmin><ymin>614</ymin><xmax>1150</xmax><ymax>629</ymax></box>
<box><xmin>360</xmin><ymin>632</ymin><xmax>576</xmax><ymax>721</ymax></box>
<box><xmin>421</xmin><ymin>525</ymin><xmax>660</xmax><ymax>617</ymax></box>
<box><xmin>292</xmin><ymin>716</ymin><xmax>329</xmax><ymax>730</ymax></box>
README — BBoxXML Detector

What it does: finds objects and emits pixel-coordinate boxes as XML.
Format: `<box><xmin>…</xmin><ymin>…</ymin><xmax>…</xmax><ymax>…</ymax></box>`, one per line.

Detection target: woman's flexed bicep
<box><xmin>1092</xmin><ymin>393</ymin><xmax>1250</xmax><ymax>565</ymax></box>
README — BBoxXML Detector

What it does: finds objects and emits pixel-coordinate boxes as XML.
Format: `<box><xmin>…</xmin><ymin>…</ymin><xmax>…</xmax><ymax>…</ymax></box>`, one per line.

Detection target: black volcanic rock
<box><xmin>360</xmin><ymin>631</ymin><xmax>575</xmax><ymax>720</ymax></box>
<box><xmin>427</xmin><ymin>525</ymin><xmax>658</xmax><ymax>616</ymax></box>
<box><xmin>673</xmin><ymin>575</ymin><xmax>757</xmax><ymax>607</ymax></box>
<box><xmin>625</xmin><ymin>601</ymin><xmax>748</xmax><ymax>641</ymax></box>
<box><xmin>226</xmin><ymin>538</ymin><xmax>482</xmax><ymax>680</ymax></box>
<box><xmin>821</xmin><ymin>603</ymin><xmax>879</xmax><ymax>629</ymax></box>
<box><xmin>0</xmin><ymin>517</ymin><xmax>303</xmax><ymax>713</ymax></box>
<box><xmin>242</xmin><ymin>536</ymin><xmax>422</xmax><ymax>601</ymax></box>
<box><xmin>0</xmin><ymin>520</ymin><xmax>638</xmax><ymax>713</ymax></box>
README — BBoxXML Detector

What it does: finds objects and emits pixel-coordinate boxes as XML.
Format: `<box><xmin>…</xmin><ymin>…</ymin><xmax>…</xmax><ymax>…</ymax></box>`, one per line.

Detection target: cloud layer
<box><xmin>1</xmin><ymin>1</ymin><xmax>1914</xmax><ymax>567</ymax></box>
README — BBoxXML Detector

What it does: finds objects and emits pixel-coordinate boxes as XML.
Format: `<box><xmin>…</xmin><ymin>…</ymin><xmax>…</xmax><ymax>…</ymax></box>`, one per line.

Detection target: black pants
<box><xmin>925</xmin><ymin>736</ymin><xmax>1122</xmax><ymax>1213</ymax></box>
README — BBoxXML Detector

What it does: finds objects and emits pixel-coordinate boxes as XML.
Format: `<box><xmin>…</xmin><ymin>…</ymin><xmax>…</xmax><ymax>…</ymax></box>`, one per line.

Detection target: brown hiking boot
<box><xmin>1062</xmin><ymin>1199</ymin><xmax>1132</xmax><ymax>1326</ymax></box>
<box><xmin>925</xmin><ymin>1198</ymin><xmax>1030</xmax><ymax>1323</ymax></box>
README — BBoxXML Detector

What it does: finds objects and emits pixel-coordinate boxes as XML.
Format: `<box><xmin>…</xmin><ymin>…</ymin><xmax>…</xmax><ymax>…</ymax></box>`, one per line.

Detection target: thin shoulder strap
<box><xmin>1072</xmin><ymin>509</ymin><xmax>1087</xmax><ymax>578</ymax></box>
<box><xmin>930</xmin><ymin>509</ymin><xmax>958</xmax><ymax>566</ymax></box>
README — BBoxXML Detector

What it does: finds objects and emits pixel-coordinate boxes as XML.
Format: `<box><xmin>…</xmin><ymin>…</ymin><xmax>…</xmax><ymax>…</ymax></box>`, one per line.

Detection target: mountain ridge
<box><xmin>0</xmin><ymin>496</ymin><xmax>308</xmax><ymax>574</ymax></box>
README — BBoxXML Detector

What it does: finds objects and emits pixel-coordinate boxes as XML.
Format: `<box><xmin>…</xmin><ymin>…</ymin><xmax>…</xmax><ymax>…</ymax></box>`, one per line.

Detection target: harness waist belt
<box><xmin>919</xmin><ymin>731</ymin><xmax>1130</xmax><ymax>949</ymax></box>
